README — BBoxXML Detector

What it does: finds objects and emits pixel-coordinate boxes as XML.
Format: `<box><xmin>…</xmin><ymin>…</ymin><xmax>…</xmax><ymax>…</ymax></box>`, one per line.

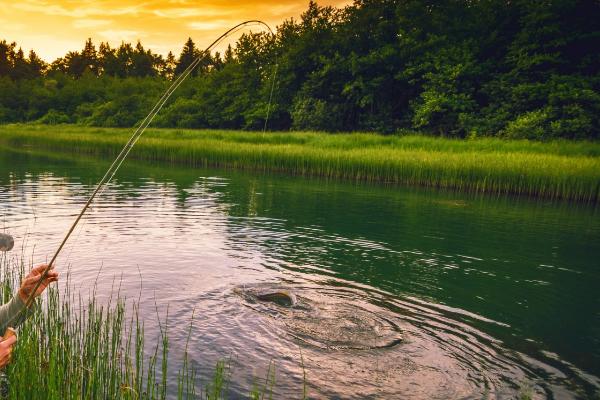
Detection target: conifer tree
<box><xmin>81</xmin><ymin>38</ymin><xmax>98</xmax><ymax>75</ymax></box>
<box><xmin>27</xmin><ymin>50</ymin><xmax>46</xmax><ymax>77</ymax></box>
<box><xmin>163</xmin><ymin>51</ymin><xmax>176</xmax><ymax>79</ymax></box>
<box><xmin>174</xmin><ymin>37</ymin><xmax>197</xmax><ymax>76</ymax></box>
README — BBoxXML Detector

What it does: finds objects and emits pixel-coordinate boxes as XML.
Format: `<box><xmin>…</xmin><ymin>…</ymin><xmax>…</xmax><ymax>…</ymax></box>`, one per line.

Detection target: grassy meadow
<box><xmin>0</xmin><ymin>124</ymin><xmax>599</xmax><ymax>202</ymax></box>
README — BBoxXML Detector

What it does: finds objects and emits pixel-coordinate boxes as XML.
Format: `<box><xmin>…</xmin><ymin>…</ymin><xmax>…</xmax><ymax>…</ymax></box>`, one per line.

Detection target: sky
<box><xmin>0</xmin><ymin>0</ymin><xmax>350</xmax><ymax>62</ymax></box>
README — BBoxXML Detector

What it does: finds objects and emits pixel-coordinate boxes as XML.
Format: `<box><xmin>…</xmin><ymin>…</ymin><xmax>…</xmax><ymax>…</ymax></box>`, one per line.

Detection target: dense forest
<box><xmin>1</xmin><ymin>0</ymin><xmax>599</xmax><ymax>139</ymax></box>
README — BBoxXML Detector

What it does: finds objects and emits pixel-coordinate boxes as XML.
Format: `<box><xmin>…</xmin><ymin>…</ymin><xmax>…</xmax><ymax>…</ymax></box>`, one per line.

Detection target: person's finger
<box><xmin>0</xmin><ymin>336</ymin><xmax>17</xmax><ymax>348</ymax></box>
<box><xmin>42</xmin><ymin>280</ymin><xmax>57</xmax><ymax>288</ymax></box>
<box><xmin>22</xmin><ymin>275</ymin><xmax>39</xmax><ymax>285</ymax></box>
<box><xmin>24</xmin><ymin>270</ymin><xmax>58</xmax><ymax>287</ymax></box>
<box><xmin>31</xmin><ymin>264</ymin><xmax>49</xmax><ymax>274</ymax></box>
<box><xmin>45</xmin><ymin>272</ymin><xmax>59</xmax><ymax>281</ymax></box>
<box><xmin>22</xmin><ymin>275</ymin><xmax>43</xmax><ymax>287</ymax></box>
<box><xmin>3</xmin><ymin>336</ymin><xmax>16</xmax><ymax>346</ymax></box>
<box><xmin>1</xmin><ymin>336</ymin><xmax>17</xmax><ymax>346</ymax></box>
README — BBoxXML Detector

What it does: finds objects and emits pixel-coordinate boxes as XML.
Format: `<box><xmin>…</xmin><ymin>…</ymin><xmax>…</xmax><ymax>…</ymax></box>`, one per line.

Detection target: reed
<box><xmin>0</xmin><ymin>253</ymin><xmax>276</xmax><ymax>399</ymax></box>
<box><xmin>1</xmin><ymin>124</ymin><xmax>599</xmax><ymax>202</ymax></box>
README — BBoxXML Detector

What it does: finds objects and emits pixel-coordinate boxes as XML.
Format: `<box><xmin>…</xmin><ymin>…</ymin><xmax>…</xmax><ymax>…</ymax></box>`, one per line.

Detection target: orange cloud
<box><xmin>1</xmin><ymin>0</ymin><xmax>352</xmax><ymax>61</ymax></box>
<box><xmin>73</xmin><ymin>19</ymin><xmax>113</xmax><ymax>29</ymax></box>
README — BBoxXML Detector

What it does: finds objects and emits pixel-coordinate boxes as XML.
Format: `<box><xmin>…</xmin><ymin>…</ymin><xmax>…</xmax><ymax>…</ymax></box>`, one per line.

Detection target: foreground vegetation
<box><xmin>0</xmin><ymin>253</ymin><xmax>278</xmax><ymax>399</ymax></box>
<box><xmin>1</xmin><ymin>0</ymin><xmax>599</xmax><ymax>138</ymax></box>
<box><xmin>0</xmin><ymin>124</ymin><xmax>598</xmax><ymax>202</ymax></box>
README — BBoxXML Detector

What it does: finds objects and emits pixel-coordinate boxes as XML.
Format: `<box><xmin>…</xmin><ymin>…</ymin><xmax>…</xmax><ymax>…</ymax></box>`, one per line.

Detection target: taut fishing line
<box><xmin>62</xmin><ymin>21</ymin><xmax>279</xmax><ymax>277</ymax></box>
<box><xmin>4</xmin><ymin>20</ymin><xmax>278</xmax><ymax>331</ymax></box>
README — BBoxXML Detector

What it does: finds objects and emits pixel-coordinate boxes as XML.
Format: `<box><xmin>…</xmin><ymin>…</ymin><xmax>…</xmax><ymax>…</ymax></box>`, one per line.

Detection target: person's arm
<box><xmin>0</xmin><ymin>264</ymin><xmax>58</xmax><ymax>334</ymax></box>
<box><xmin>0</xmin><ymin>294</ymin><xmax>27</xmax><ymax>334</ymax></box>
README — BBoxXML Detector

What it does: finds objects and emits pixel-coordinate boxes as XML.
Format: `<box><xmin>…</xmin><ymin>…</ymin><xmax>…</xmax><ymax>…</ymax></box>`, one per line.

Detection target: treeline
<box><xmin>1</xmin><ymin>0</ymin><xmax>599</xmax><ymax>139</ymax></box>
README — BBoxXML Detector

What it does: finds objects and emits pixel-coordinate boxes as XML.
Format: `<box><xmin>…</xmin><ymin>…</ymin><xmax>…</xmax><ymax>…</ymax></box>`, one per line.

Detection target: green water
<box><xmin>1</xmin><ymin>147</ymin><xmax>599</xmax><ymax>398</ymax></box>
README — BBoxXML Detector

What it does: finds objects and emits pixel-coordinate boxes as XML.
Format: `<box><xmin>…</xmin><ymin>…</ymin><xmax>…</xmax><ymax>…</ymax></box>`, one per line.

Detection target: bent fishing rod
<box><xmin>2</xmin><ymin>20</ymin><xmax>277</xmax><ymax>337</ymax></box>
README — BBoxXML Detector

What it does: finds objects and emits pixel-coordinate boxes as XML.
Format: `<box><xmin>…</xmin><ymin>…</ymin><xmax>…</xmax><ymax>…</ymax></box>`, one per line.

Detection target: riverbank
<box><xmin>1</xmin><ymin>124</ymin><xmax>598</xmax><ymax>202</ymax></box>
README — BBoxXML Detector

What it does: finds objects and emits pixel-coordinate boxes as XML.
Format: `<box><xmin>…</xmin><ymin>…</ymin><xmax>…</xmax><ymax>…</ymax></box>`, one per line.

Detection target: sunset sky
<box><xmin>0</xmin><ymin>0</ymin><xmax>350</xmax><ymax>62</ymax></box>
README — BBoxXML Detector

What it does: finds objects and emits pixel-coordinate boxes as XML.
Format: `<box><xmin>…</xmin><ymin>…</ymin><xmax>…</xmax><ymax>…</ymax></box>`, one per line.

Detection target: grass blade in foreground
<box><xmin>0</xmin><ymin>254</ymin><xmax>284</xmax><ymax>399</ymax></box>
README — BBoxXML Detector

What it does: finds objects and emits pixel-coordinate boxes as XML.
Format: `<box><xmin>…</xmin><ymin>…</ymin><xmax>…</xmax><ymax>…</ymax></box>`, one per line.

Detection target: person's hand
<box><xmin>0</xmin><ymin>335</ymin><xmax>17</xmax><ymax>369</ymax></box>
<box><xmin>18</xmin><ymin>264</ymin><xmax>59</xmax><ymax>304</ymax></box>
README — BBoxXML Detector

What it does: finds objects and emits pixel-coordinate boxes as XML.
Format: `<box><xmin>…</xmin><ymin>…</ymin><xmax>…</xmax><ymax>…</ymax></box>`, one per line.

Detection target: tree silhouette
<box><xmin>174</xmin><ymin>37</ymin><xmax>198</xmax><ymax>76</ymax></box>
<box><xmin>81</xmin><ymin>38</ymin><xmax>98</xmax><ymax>75</ymax></box>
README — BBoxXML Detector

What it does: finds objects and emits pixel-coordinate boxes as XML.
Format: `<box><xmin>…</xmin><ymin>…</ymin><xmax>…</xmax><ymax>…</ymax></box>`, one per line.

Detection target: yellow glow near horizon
<box><xmin>0</xmin><ymin>0</ymin><xmax>350</xmax><ymax>62</ymax></box>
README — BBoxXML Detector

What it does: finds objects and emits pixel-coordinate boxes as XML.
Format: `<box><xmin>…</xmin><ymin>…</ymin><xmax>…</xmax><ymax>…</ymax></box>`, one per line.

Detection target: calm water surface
<box><xmin>0</xmin><ymin>148</ymin><xmax>599</xmax><ymax>399</ymax></box>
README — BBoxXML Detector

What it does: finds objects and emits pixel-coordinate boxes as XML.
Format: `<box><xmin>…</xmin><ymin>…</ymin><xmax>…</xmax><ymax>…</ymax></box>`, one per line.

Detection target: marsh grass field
<box><xmin>1</xmin><ymin>124</ymin><xmax>599</xmax><ymax>202</ymax></box>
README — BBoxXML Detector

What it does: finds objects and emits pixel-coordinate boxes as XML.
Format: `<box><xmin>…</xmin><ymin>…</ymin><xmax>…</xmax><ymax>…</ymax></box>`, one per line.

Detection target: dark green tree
<box><xmin>81</xmin><ymin>38</ymin><xmax>98</xmax><ymax>75</ymax></box>
<box><xmin>174</xmin><ymin>38</ymin><xmax>198</xmax><ymax>76</ymax></box>
<box><xmin>98</xmin><ymin>42</ymin><xmax>119</xmax><ymax>76</ymax></box>
<box><xmin>27</xmin><ymin>50</ymin><xmax>46</xmax><ymax>77</ymax></box>
<box><xmin>0</xmin><ymin>40</ymin><xmax>16</xmax><ymax>76</ymax></box>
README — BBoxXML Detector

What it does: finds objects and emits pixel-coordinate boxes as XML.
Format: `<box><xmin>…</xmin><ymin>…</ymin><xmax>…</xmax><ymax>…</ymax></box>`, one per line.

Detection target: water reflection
<box><xmin>1</xmin><ymin>148</ymin><xmax>599</xmax><ymax>398</ymax></box>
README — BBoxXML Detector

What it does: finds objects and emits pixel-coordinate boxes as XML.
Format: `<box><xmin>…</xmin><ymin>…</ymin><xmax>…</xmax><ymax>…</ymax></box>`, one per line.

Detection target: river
<box><xmin>0</xmin><ymin>147</ymin><xmax>599</xmax><ymax>399</ymax></box>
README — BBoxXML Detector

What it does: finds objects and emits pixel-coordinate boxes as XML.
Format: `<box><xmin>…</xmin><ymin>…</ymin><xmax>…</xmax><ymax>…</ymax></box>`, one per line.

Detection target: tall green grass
<box><xmin>0</xmin><ymin>253</ymin><xmax>279</xmax><ymax>399</ymax></box>
<box><xmin>1</xmin><ymin>124</ymin><xmax>599</xmax><ymax>202</ymax></box>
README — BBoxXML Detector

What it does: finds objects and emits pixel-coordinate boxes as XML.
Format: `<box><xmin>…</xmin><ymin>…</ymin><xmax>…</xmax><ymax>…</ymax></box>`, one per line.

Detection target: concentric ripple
<box><xmin>231</xmin><ymin>279</ymin><xmax>598</xmax><ymax>398</ymax></box>
<box><xmin>235</xmin><ymin>283</ymin><xmax>403</xmax><ymax>350</ymax></box>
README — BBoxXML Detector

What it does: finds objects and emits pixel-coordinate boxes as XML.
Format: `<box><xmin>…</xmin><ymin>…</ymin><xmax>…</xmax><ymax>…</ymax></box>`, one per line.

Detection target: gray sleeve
<box><xmin>0</xmin><ymin>294</ymin><xmax>28</xmax><ymax>334</ymax></box>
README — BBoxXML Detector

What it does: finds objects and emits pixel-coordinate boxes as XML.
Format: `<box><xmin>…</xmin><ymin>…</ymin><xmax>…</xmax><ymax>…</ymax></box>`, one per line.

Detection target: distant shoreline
<box><xmin>1</xmin><ymin>124</ymin><xmax>598</xmax><ymax>203</ymax></box>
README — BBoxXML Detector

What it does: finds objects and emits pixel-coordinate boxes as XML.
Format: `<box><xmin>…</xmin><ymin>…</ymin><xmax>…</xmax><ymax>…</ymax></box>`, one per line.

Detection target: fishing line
<box><xmin>60</xmin><ymin>21</ymin><xmax>275</xmax><ymax>264</ymax></box>
<box><xmin>4</xmin><ymin>20</ymin><xmax>277</xmax><ymax>330</ymax></box>
<box><xmin>60</xmin><ymin>21</ymin><xmax>276</xmax><ymax>276</ymax></box>
<box><xmin>263</xmin><ymin>62</ymin><xmax>279</xmax><ymax>132</ymax></box>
